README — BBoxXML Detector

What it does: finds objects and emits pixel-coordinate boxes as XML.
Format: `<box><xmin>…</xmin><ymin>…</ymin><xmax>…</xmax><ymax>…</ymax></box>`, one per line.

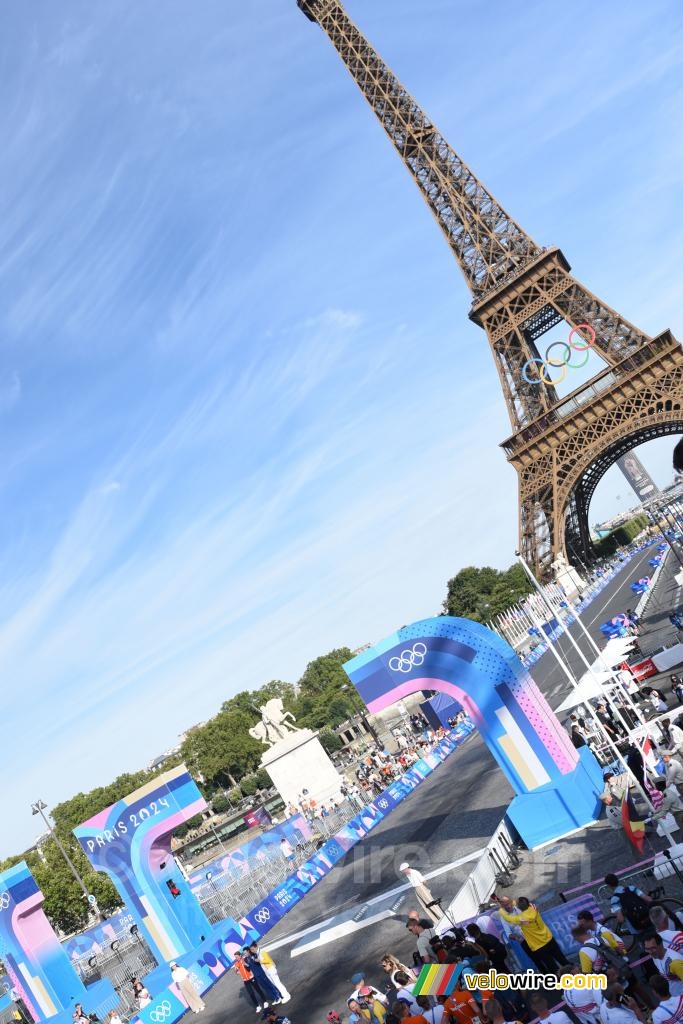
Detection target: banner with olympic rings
<box><xmin>136</xmin><ymin>992</ymin><xmax>186</xmax><ymax>1024</ymax></box>
<box><xmin>521</xmin><ymin>324</ymin><xmax>596</xmax><ymax>387</ymax></box>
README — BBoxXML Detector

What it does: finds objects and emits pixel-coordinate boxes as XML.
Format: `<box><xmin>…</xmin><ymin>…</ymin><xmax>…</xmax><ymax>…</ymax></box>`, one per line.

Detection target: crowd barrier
<box><xmin>522</xmin><ymin>543</ymin><xmax>652</xmax><ymax>669</ymax></box>
<box><xmin>62</xmin><ymin>722</ymin><xmax>477</xmax><ymax>1024</ymax></box>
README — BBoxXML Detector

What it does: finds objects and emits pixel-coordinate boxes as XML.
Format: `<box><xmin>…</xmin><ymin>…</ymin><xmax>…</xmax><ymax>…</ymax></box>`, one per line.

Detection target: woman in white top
<box><xmin>170</xmin><ymin>963</ymin><xmax>205</xmax><ymax>1013</ymax></box>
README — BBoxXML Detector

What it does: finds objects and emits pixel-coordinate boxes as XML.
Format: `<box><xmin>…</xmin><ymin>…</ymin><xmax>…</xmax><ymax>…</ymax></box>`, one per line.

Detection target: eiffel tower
<box><xmin>296</xmin><ymin>0</ymin><xmax>683</xmax><ymax>577</ymax></box>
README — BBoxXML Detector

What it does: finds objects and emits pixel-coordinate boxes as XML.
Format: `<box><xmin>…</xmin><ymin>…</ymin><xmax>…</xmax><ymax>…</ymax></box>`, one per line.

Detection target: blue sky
<box><xmin>2</xmin><ymin>0</ymin><xmax>682</xmax><ymax>855</ymax></box>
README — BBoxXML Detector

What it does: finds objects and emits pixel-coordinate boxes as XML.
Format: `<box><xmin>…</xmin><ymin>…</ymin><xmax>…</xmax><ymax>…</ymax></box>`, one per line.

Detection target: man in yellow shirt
<box><xmin>493</xmin><ymin>894</ymin><xmax>568</xmax><ymax>973</ymax></box>
<box><xmin>248</xmin><ymin>942</ymin><xmax>291</xmax><ymax>1004</ymax></box>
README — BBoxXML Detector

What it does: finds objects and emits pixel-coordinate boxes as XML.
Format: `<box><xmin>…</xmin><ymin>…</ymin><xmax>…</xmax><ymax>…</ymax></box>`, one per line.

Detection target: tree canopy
<box><xmin>442</xmin><ymin>563</ymin><xmax>532</xmax><ymax>622</ymax></box>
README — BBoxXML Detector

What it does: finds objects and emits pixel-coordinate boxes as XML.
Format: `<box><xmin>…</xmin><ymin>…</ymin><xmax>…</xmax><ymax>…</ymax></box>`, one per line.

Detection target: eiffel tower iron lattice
<box><xmin>296</xmin><ymin>0</ymin><xmax>683</xmax><ymax>576</ymax></box>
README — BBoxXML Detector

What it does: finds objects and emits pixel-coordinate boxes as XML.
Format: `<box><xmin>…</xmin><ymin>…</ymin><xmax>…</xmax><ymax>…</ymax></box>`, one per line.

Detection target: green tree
<box><xmin>442</xmin><ymin>564</ymin><xmax>531</xmax><ymax>623</ymax></box>
<box><xmin>319</xmin><ymin>730</ymin><xmax>343</xmax><ymax>755</ymax></box>
<box><xmin>181</xmin><ymin>709</ymin><xmax>262</xmax><ymax>786</ymax></box>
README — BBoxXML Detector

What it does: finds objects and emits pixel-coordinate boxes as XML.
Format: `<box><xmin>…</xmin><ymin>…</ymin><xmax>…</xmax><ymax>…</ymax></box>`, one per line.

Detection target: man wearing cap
<box><xmin>399</xmin><ymin>862</ymin><xmax>440</xmax><ymax>924</ymax></box>
<box><xmin>350</xmin><ymin>972</ymin><xmax>387</xmax><ymax>1006</ymax></box>
<box><xmin>261</xmin><ymin>1009</ymin><xmax>292</xmax><ymax>1024</ymax></box>
<box><xmin>663</xmin><ymin>753</ymin><xmax>683</xmax><ymax>789</ymax></box>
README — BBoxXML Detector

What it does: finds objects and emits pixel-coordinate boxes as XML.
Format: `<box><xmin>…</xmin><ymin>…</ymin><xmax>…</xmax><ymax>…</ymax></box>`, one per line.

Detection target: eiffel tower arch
<box><xmin>296</xmin><ymin>0</ymin><xmax>683</xmax><ymax>576</ymax></box>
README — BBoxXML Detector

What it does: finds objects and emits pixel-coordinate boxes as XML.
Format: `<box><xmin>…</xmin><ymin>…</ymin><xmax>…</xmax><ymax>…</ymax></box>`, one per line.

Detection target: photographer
<box><xmin>599</xmin><ymin>984</ymin><xmax>645</xmax><ymax>1024</ymax></box>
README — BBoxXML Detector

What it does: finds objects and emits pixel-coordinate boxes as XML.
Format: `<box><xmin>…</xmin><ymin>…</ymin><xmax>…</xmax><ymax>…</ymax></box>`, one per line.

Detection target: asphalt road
<box><xmin>198</xmin><ymin>542</ymin><xmax>676</xmax><ymax>1023</ymax></box>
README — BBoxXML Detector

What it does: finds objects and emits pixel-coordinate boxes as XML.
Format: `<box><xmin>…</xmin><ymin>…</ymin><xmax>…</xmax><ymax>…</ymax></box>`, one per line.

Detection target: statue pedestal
<box><xmin>552</xmin><ymin>555</ymin><xmax>585</xmax><ymax>602</ymax></box>
<box><xmin>260</xmin><ymin>729</ymin><xmax>344</xmax><ymax>809</ymax></box>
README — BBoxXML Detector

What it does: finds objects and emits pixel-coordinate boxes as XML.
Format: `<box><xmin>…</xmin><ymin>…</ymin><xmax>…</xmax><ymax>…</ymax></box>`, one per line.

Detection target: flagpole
<box><xmin>516</xmin><ymin>552</ymin><xmax>652</xmax><ymax>807</ymax></box>
<box><xmin>520</xmin><ymin>597</ymin><xmax>639</xmax><ymax>793</ymax></box>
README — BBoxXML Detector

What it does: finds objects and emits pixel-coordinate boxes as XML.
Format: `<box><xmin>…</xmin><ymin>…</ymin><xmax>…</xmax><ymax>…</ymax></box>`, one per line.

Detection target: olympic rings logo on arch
<box><xmin>522</xmin><ymin>324</ymin><xmax>596</xmax><ymax>387</ymax></box>
<box><xmin>254</xmin><ymin>908</ymin><xmax>271</xmax><ymax>924</ymax></box>
<box><xmin>388</xmin><ymin>642</ymin><xmax>427</xmax><ymax>673</ymax></box>
<box><xmin>149</xmin><ymin>1000</ymin><xmax>173</xmax><ymax>1023</ymax></box>
<box><xmin>0</xmin><ymin>892</ymin><xmax>10</xmax><ymax>911</ymax></box>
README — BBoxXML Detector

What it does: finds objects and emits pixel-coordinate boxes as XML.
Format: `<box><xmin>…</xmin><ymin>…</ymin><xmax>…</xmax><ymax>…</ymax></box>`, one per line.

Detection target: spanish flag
<box><xmin>621</xmin><ymin>781</ymin><xmax>646</xmax><ymax>853</ymax></box>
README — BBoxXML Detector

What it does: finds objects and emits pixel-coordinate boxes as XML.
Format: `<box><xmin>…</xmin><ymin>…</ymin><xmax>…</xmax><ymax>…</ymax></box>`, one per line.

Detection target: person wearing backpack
<box><xmin>572</xmin><ymin>924</ymin><xmax>629</xmax><ymax>976</ymax></box>
<box><xmin>576</xmin><ymin>910</ymin><xmax>627</xmax><ymax>954</ymax></box>
<box><xmin>604</xmin><ymin>874</ymin><xmax>652</xmax><ymax>933</ymax></box>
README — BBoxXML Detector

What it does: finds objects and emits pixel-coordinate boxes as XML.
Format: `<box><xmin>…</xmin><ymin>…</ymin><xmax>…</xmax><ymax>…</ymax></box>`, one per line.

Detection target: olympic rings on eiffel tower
<box><xmin>521</xmin><ymin>323</ymin><xmax>597</xmax><ymax>386</ymax></box>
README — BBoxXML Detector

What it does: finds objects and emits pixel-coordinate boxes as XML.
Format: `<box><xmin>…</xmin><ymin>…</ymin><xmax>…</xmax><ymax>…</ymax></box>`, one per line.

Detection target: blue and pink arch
<box><xmin>344</xmin><ymin>616</ymin><xmax>603</xmax><ymax>846</ymax></box>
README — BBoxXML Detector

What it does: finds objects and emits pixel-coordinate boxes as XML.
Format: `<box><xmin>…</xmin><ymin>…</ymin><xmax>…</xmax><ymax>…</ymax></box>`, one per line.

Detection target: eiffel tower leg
<box><xmin>519</xmin><ymin>485</ymin><xmax>555</xmax><ymax>577</ymax></box>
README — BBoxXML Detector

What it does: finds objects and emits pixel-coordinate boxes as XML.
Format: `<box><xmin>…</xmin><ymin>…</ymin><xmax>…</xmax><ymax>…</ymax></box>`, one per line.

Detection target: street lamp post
<box><xmin>31</xmin><ymin>800</ymin><xmax>101</xmax><ymax>920</ymax></box>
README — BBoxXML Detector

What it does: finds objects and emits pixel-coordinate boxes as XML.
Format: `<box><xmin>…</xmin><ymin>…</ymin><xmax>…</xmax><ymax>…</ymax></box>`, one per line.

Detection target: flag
<box><xmin>645</xmin><ymin>777</ymin><xmax>664</xmax><ymax>810</ymax></box>
<box><xmin>641</xmin><ymin>737</ymin><xmax>665</xmax><ymax>809</ymax></box>
<box><xmin>621</xmin><ymin>783</ymin><xmax>646</xmax><ymax>853</ymax></box>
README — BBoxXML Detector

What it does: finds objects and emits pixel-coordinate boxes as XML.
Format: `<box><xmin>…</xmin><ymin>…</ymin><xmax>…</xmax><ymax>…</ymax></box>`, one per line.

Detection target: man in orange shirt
<box><xmin>443</xmin><ymin>978</ymin><xmax>483</xmax><ymax>1024</ymax></box>
<box><xmin>391</xmin><ymin>1001</ymin><xmax>428</xmax><ymax>1023</ymax></box>
<box><xmin>232</xmin><ymin>951</ymin><xmax>269</xmax><ymax>1012</ymax></box>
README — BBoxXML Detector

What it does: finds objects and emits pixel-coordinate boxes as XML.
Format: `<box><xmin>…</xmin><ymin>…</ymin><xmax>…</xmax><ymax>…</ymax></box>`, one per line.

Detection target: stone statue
<box><xmin>248</xmin><ymin>698</ymin><xmax>300</xmax><ymax>747</ymax></box>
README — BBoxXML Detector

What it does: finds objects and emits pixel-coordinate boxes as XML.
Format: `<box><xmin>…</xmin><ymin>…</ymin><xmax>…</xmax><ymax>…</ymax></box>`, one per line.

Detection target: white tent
<box><xmin>555</xmin><ymin>670</ymin><xmax>618</xmax><ymax>713</ymax></box>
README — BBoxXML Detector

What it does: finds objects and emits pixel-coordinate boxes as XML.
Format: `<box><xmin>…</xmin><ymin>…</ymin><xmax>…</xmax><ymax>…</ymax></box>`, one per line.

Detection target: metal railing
<box><xmin>70</xmin><ymin>934</ymin><xmax>158</xmax><ymax>1020</ymax></box>
<box><xmin>193</xmin><ymin>797</ymin><xmax>367</xmax><ymax>923</ymax></box>
<box><xmin>445</xmin><ymin>818</ymin><xmax>521</xmax><ymax>923</ymax></box>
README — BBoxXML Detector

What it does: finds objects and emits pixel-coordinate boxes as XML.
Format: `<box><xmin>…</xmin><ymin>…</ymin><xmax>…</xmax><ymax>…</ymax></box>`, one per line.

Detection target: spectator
<box><xmin>530</xmin><ymin>995</ymin><xmax>572</xmax><ymax>1024</ymax></box>
<box><xmin>493</xmin><ymin>895</ymin><xmax>568</xmax><ymax>973</ymax></box>
<box><xmin>599</xmin><ymin>984</ymin><xmax>644</xmax><ymax>1024</ymax></box>
<box><xmin>391</xmin><ymin>972</ymin><xmax>421</xmax><ymax>1015</ymax></box>
<box><xmin>406</xmin><ymin>920</ymin><xmax>438</xmax><ymax>963</ymax></box>
<box><xmin>483</xmin><ymin>998</ymin><xmax>512</xmax><ymax>1024</ymax></box>
<box><xmin>280</xmin><ymin>837</ymin><xmax>295</xmax><ymax>862</ymax></box>
<box><xmin>650</xmin><ymin>976</ymin><xmax>682</xmax><ymax>1024</ymax></box>
<box><xmin>646</xmin><ymin>779</ymin><xmax>683</xmax><ymax>830</ymax></box>
<box><xmin>442</xmin><ymin>976</ymin><xmax>482</xmax><ymax>1024</ymax></box>
<box><xmin>625</xmin><ymin>745</ymin><xmax>646</xmax><ymax>791</ymax></box>
<box><xmin>399</xmin><ymin>862</ymin><xmax>441</xmax><ymax>924</ymax></box>
<box><xmin>348</xmin><ymin>995</ymin><xmax>386</xmax><ymax>1023</ymax></box>
<box><xmin>662</xmin><ymin>753</ymin><xmax>683</xmax><ymax>789</ymax></box>
<box><xmin>651</xmin><ymin>690</ymin><xmax>670</xmax><ymax>714</ymax></box>
<box><xmin>670</xmin><ymin>677</ymin><xmax>683</xmax><ymax>705</ymax></box>
<box><xmin>571</xmin><ymin>924</ymin><xmax>626</xmax><ymax>975</ymax></box>
<box><xmin>232</xmin><ymin>951</ymin><xmax>269</xmax><ymax>1013</ymax></box>
<box><xmin>571</xmin><ymin>724</ymin><xmax>588</xmax><ymax>749</ymax></box>
<box><xmin>350</xmin><ymin>972</ymin><xmax>387</xmax><ymax>1006</ymax></box>
<box><xmin>604</xmin><ymin>874</ymin><xmax>652</xmax><ymax>933</ymax></box>
<box><xmin>465</xmin><ymin>923</ymin><xmax>509</xmax><ymax>970</ymax></box>
<box><xmin>561</xmin><ymin>964</ymin><xmax>603</xmax><ymax>1024</ymax></box>
<box><xmin>391</xmin><ymin>1001</ymin><xmax>427</xmax><ymax>1023</ymax></box>
<box><xmin>249</xmin><ymin>943</ymin><xmax>291</xmax><ymax>1004</ymax></box>
<box><xmin>261</xmin><ymin>1011</ymin><xmax>292</xmax><ymax>1024</ymax></box>
<box><xmin>416</xmin><ymin>996</ymin><xmax>443</xmax><ymax>1023</ymax></box>
<box><xmin>649</xmin><ymin>905</ymin><xmax>683</xmax><ymax>951</ymax></box>
<box><xmin>575</xmin><ymin>910</ymin><xmax>626</xmax><ymax>952</ymax></box>
<box><xmin>642</xmin><ymin>934</ymin><xmax>683</xmax><ymax>994</ymax></box>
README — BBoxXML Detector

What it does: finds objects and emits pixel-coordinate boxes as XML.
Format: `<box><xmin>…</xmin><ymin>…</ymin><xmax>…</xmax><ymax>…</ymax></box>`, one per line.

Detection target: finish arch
<box><xmin>344</xmin><ymin>615</ymin><xmax>603</xmax><ymax>847</ymax></box>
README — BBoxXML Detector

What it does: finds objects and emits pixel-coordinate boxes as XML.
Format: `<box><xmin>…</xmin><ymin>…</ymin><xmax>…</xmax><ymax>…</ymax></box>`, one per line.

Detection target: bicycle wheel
<box><xmin>601</xmin><ymin>915</ymin><xmax>636</xmax><ymax>953</ymax></box>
